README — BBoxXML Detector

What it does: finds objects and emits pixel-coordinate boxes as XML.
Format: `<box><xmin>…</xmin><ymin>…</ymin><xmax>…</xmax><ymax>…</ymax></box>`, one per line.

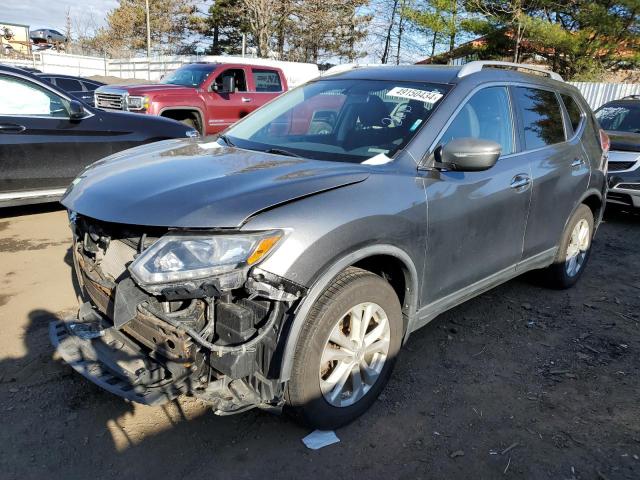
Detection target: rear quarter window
<box><xmin>513</xmin><ymin>87</ymin><xmax>565</xmax><ymax>150</ymax></box>
<box><xmin>56</xmin><ymin>78</ymin><xmax>83</xmax><ymax>92</ymax></box>
<box><xmin>561</xmin><ymin>94</ymin><xmax>584</xmax><ymax>133</ymax></box>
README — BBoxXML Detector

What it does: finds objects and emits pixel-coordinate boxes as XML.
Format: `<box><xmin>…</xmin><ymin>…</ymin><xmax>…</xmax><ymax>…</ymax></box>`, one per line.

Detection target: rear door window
<box><xmin>252</xmin><ymin>69</ymin><xmax>282</xmax><ymax>92</ymax></box>
<box><xmin>56</xmin><ymin>78</ymin><xmax>83</xmax><ymax>92</ymax></box>
<box><xmin>439</xmin><ymin>86</ymin><xmax>514</xmax><ymax>155</ymax></box>
<box><xmin>560</xmin><ymin>94</ymin><xmax>584</xmax><ymax>134</ymax></box>
<box><xmin>513</xmin><ymin>87</ymin><xmax>565</xmax><ymax>150</ymax></box>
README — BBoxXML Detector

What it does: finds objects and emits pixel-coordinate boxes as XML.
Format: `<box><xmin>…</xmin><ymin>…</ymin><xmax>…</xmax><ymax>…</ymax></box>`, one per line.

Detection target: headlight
<box><xmin>128</xmin><ymin>95</ymin><xmax>149</xmax><ymax>111</ymax></box>
<box><xmin>129</xmin><ymin>231</ymin><xmax>283</xmax><ymax>288</ymax></box>
<box><xmin>186</xmin><ymin>129</ymin><xmax>199</xmax><ymax>138</ymax></box>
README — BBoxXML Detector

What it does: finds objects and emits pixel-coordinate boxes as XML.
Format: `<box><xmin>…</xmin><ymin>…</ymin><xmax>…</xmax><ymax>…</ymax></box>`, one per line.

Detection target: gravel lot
<box><xmin>1</xmin><ymin>204</ymin><xmax>639</xmax><ymax>480</ymax></box>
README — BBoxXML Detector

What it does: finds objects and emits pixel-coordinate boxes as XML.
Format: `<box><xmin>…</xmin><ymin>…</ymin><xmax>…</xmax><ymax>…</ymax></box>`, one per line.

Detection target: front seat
<box><xmin>342</xmin><ymin>95</ymin><xmax>390</xmax><ymax>150</ymax></box>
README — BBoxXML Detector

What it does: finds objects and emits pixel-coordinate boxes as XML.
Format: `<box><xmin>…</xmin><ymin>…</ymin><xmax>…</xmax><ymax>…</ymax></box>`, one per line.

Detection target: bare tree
<box><xmin>240</xmin><ymin>0</ymin><xmax>280</xmax><ymax>57</ymax></box>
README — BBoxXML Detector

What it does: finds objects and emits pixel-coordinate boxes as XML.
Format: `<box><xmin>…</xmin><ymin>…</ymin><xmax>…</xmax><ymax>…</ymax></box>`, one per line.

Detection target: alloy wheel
<box><xmin>319</xmin><ymin>302</ymin><xmax>391</xmax><ymax>408</ymax></box>
<box><xmin>565</xmin><ymin>218</ymin><xmax>590</xmax><ymax>277</ymax></box>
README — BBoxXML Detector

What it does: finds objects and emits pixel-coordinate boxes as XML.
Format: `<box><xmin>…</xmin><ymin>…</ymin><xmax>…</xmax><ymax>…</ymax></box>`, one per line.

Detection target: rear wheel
<box><xmin>541</xmin><ymin>204</ymin><xmax>594</xmax><ymax>289</ymax></box>
<box><xmin>286</xmin><ymin>267</ymin><xmax>402</xmax><ymax>429</ymax></box>
<box><xmin>181</xmin><ymin>117</ymin><xmax>200</xmax><ymax>134</ymax></box>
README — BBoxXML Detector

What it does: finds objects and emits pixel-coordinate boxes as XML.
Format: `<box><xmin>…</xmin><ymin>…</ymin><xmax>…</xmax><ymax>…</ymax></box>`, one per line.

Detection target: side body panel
<box><xmin>420</xmin><ymin>157</ymin><xmax>532</xmax><ymax>304</ymax></box>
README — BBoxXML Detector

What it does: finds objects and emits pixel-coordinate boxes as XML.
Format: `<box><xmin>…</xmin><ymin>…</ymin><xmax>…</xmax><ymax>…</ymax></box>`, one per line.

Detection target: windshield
<box><xmin>161</xmin><ymin>66</ymin><xmax>214</xmax><ymax>87</ymax></box>
<box><xmin>225</xmin><ymin>79</ymin><xmax>450</xmax><ymax>163</ymax></box>
<box><xmin>595</xmin><ymin>103</ymin><xmax>640</xmax><ymax>133</ymax></box>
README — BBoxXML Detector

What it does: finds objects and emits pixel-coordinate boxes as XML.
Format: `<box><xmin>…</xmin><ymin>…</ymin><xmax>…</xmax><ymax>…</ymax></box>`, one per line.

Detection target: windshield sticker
<box><xmin>388</xmin><ymin>87</ymin><xmax>443</xmax><ymax>105</ymax></box>
<box><xmin>362</xmin><ymin>152</ymin><xmax>393</xmax><ymax>165</ymax></box>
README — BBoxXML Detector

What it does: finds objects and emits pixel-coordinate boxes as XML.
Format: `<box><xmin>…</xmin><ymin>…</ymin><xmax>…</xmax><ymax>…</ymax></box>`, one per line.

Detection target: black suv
<box><xmin>38</xmin><ymin>73</ymin><xmax>105</xmax><ymax>106</ymax></box>
<box><xmin>595</xmin><ymin>95</ymin><xmax>640</xmax><ymax>209</ymax></box>
<box><xmin>0</xmin><ymin>65</ymin><xmax>198</xmax><ymax>207</ymax></box>
<box><xmin>53</xmin><ymin>61</ymin><xmax>607</xmax><ymax>428</ymax></box>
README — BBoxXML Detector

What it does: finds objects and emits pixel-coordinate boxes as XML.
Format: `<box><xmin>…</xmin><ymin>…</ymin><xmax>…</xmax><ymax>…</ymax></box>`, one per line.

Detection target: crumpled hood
<box><xmin>62</xmin><ymin>139</ymin><xmax>370</xmax><ymax>228</ymax></box>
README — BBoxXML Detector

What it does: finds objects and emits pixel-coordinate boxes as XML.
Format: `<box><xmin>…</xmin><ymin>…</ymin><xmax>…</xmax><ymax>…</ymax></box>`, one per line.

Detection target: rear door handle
<box><xmin>571</xmin><ymin>158</ymin><xmax>585</xmax><ymax>168</ymax></box>
<box><xmin>510</xmin><ymin>174</ymin><xmax>531</xmax><ymax>190</ymax></box>
<box><xmin>0</xmin><ymin>123</ymin><xmax>26</xmax><ymax>133</ymax></box>
<box><xmin>241</xmin><ymin>97</ymin><xmax>252</xmax><ymax>103</ymax></box>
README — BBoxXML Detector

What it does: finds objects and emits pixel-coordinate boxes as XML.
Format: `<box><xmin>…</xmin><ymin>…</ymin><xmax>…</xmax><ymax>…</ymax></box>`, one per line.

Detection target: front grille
<box><xmin>608</xmin><ymin>161</ymin><xmax>636</xmax><ymax>172</ymax></box>
<box><xmin>96</xmin><ymin>92</ymin><xmax>125</xmax><ymax>110</ymax></box>
<box><xmin>617</xmin><ymin>183</ymin><xmax>640</xmax><ymax>191</ymax></box>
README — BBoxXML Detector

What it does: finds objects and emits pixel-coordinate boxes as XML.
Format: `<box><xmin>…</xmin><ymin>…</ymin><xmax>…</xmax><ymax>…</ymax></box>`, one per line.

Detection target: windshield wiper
<box><xmin>218</xmin><ymin>134</ymin><xmax>235</xmax><ymax>147</ymax></box>
<box><xmin>264</xmin><ymin>147</ymin><xmax>301</xmax><ymax>158</ymax></box>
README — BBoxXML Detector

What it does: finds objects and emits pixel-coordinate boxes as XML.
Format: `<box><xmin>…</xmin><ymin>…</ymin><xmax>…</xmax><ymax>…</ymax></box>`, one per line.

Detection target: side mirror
<box><xmin>68</xmin><ymin>100</ymin><xmax>86</xmax><ymax>120</ymax></box>
<box><xmin>438</xmin><ymin>137</ymin><xmax>501</xmax><ymax>172</ymax></box>
<box><xmin>222</xmin><ymin>75</ymin><xmax>235</xmax><ymax>93</ymax></box>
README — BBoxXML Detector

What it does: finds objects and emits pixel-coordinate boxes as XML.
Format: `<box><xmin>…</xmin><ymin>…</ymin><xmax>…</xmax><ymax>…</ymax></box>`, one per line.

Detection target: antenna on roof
<box><xmin>457</xmin><ymin>61</ymin><xmax>563</xmax><ymax>82</ymax></box>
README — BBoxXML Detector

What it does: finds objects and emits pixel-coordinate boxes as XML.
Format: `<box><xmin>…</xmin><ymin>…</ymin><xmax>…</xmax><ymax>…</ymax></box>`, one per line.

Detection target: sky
<box><xmin>4</xmin><ymin>0</ymin><xmax>119</xmax><ymax>32</ymax></box>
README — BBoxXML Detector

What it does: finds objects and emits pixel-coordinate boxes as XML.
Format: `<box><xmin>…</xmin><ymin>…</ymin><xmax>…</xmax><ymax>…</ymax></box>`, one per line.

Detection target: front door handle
<box><xmin>571</xmin><ymin>158</ymin><xmax>585</xmax><ymax>168</ymax></box>
<box><xmin>511</xmin><ymin>174</ymin><xmax>531</xmax><ymax>190</ymax></box>
<box><xmin>241</xmin><ymin>97</ymin><xmax>252</xmax><ymax>103</ymax></box>
<box><xmin>0</xmin><ymin>123</ymin><xmax>26</xmax><ymax>133</ymax></box>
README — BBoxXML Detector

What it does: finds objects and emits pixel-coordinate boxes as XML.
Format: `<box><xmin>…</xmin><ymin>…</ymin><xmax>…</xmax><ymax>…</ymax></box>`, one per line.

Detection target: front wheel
<box><xmin>541</xmin><ymin>204</ymin><xmax>594</xmax><ymax>289</ymax></box>
<box><xmin>286</xmin><ymin>267</ymin><xmax>403</xmax><ymax>429</ymax></box>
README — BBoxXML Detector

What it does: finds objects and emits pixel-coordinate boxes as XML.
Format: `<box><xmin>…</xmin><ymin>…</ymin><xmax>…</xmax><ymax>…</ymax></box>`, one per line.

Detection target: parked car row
<box><xmin>2</xmin><ymin>62</ymin><xmax>636</xmax><ymax>213</ymax></box>
<box><xmin>47</xmin><ymin>61</ymin><xmax>613</xmax><ymax>429</ymax></box>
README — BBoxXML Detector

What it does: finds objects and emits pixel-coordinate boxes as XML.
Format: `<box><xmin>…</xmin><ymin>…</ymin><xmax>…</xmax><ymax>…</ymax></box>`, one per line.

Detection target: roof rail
<box><xmin>622</xmin><ymin>94</ymin><xmax>640</xmax><ymax>100</ymax></box>
<box><xmin>457</xmin><ymin>61</ymin><xmax>563</xmax><ymax>82</ymax></box>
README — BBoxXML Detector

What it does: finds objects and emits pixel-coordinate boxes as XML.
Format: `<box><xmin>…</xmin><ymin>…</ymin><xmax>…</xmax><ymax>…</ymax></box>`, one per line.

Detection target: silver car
<box><xmin>30</xmin><ymin>28</ymin><xmax>66</xmax><ymax>44</ymax></box>
<box><xmin>52</xmin><ymin>61</ymin><xmax>608</xmax><ymax>428</ymax></box>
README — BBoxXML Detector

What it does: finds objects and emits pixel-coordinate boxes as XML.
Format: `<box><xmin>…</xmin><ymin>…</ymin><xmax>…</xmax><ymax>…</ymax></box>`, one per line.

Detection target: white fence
<box><xmin>3</xmin><ymin>52</ymin><xmax>319</xmax><ymax>87</ymax></box>
<box><xmin>3</xmin><ymin>52</ymin><xmax>108</xmax><ymax>77</ymax></box>
<box><xmin>569</xmin><ymin>82</ymin><xmax>640</xmax><ymax>109</ymax></box>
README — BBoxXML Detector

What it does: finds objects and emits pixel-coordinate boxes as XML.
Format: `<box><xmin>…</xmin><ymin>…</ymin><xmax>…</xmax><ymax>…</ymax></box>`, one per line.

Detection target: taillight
<box><xmin>599</xmin><ymin>129</ymin><xmax>610</xmax><ymax>153</ymax></box>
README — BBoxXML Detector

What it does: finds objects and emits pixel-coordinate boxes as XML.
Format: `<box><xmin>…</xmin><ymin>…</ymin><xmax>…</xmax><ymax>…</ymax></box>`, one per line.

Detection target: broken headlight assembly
<box><xmin>129</xmin><ymin>230</ymin><xmax>283</xmax><ymax>294</ymax></box>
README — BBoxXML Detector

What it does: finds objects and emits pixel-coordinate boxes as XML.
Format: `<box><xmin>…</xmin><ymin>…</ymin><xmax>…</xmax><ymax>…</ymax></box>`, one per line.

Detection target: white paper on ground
<box><xmin>362</xmin><ymin>152</ymin><xmax>393</xmax><ymax>165</ymax></box>
<box><xmin>302</xmin><ymin>430</ymin><xmax>340</xmax><ymax>450</ymax></box>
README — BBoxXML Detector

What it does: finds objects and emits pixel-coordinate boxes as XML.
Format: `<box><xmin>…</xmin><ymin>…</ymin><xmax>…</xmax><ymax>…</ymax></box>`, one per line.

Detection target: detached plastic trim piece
<box><xmin>49</xmin><ymin>320</ymin><xmax>183</xmax><ymax>406</ymax></box>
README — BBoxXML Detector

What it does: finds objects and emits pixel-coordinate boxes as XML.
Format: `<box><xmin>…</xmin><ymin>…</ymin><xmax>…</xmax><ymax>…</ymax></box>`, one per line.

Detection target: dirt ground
<box><xmin>1</xmin><ymin>203</ymin><xmax>638</xmax><ymax>480</ymax></box>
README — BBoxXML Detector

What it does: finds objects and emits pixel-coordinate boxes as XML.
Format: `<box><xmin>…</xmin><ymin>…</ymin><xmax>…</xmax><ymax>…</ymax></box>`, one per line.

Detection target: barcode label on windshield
<box><xmin>387</xmin><ymin>87</ymin><xmax>443</xmax><ymax>105</ymax></box>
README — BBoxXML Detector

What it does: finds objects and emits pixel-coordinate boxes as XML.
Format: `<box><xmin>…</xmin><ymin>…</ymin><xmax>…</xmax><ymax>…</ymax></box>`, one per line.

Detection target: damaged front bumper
<box><xmin>51</xmin><ymin>214</ymin><xmax>307</xmax><ymax>415</ymax></box>
<box><xmin>50</xmin><ymin>306</ymin><xmax>189</xmax><ymax>405</ymax></box>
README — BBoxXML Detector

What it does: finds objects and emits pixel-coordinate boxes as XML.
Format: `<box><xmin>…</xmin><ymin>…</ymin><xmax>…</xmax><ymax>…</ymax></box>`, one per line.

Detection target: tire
<box><xmin>181</xmin><ymin>117</ymin><xmax>200</xmax><ymax>134</ymax></box>
<box><xmin>285</xmin><ymin>267</ymin><xmax>403</xmax><ymax>429</ymax></box>
<box><xmin>541</xmin><ymin>204</ymin><xmax>594</xmax><ymax>289</ymax></box>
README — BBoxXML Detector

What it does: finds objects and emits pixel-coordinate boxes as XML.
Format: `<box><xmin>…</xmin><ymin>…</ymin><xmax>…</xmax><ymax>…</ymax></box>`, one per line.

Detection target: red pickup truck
<box><xmin>94</xmin><ymin>63</ymin><xmax>288</xmax><ymax>135</ymax></box>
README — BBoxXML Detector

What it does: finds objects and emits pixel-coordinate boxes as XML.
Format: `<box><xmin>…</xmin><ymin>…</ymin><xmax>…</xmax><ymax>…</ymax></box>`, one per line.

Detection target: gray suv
<box><xmin>52</xmin><ymin>61</ymin><xmax>608</xmax><ymax>428</ymax></box>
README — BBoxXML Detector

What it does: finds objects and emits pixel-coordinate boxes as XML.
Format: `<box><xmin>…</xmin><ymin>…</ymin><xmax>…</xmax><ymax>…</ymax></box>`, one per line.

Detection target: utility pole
<box><xmin>145</xmin><ymin>0</ymin><xmax>151</xmax><ymax>79</ymax></box>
